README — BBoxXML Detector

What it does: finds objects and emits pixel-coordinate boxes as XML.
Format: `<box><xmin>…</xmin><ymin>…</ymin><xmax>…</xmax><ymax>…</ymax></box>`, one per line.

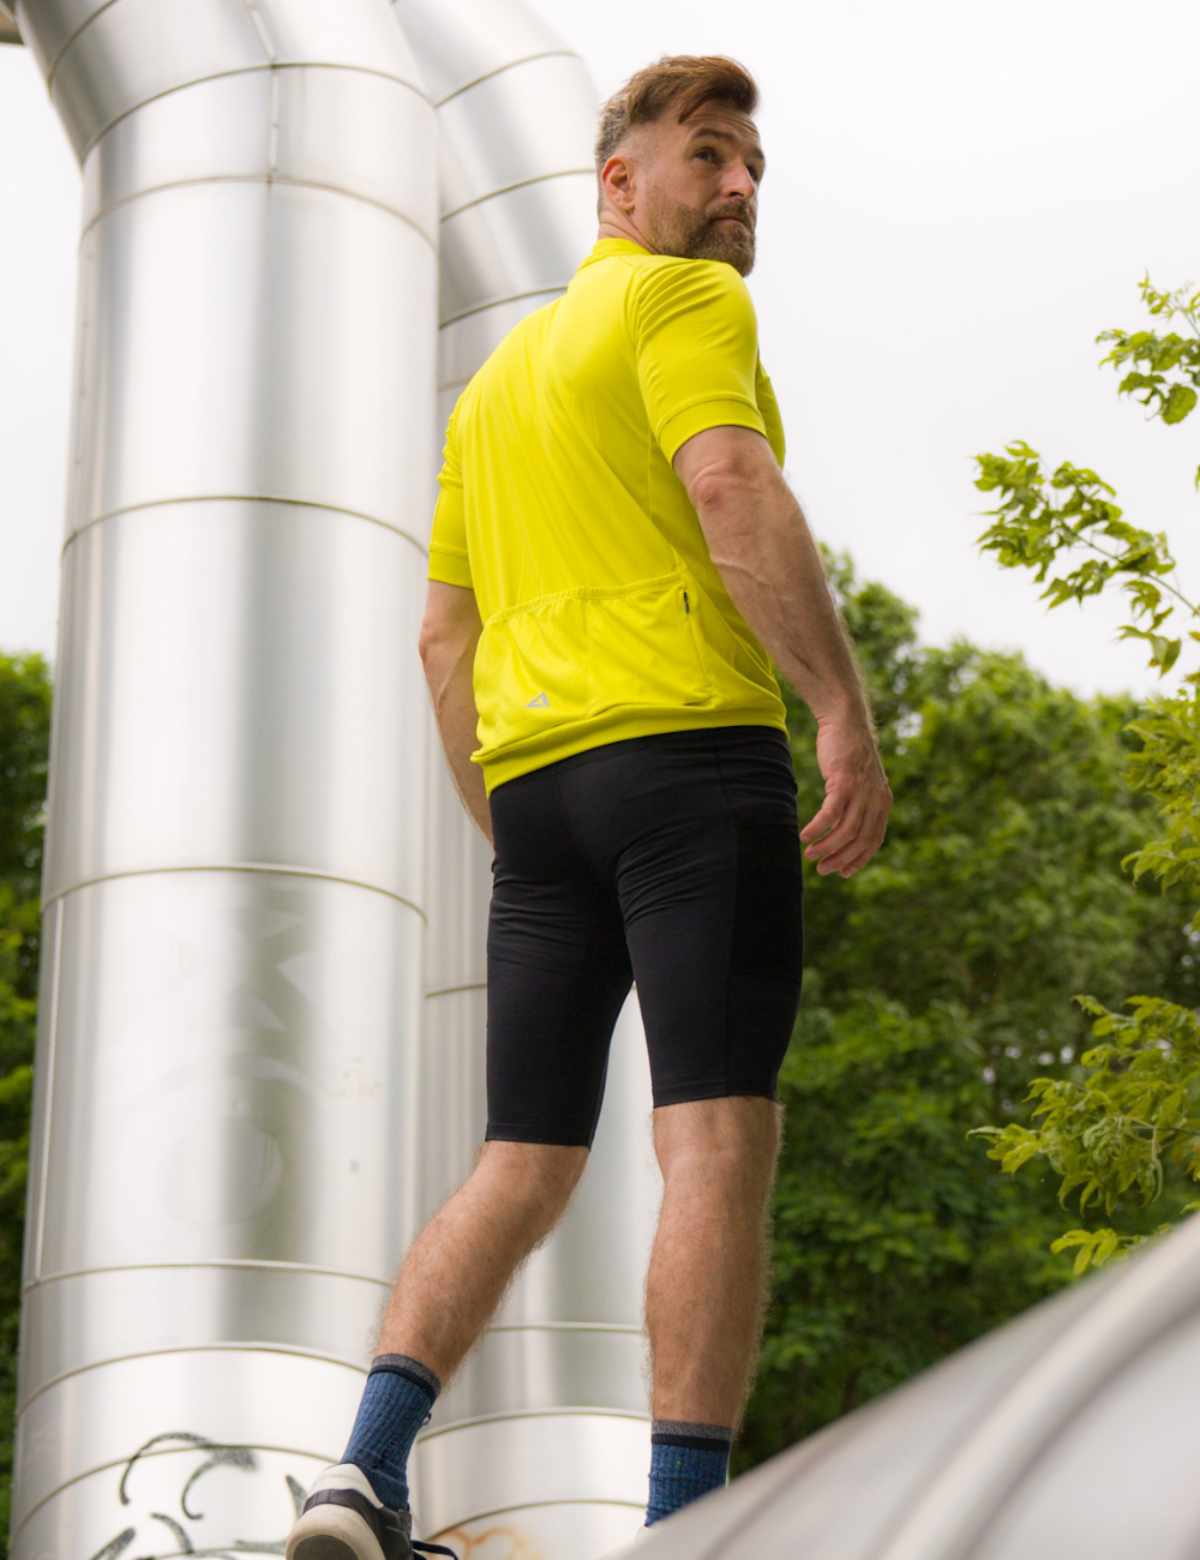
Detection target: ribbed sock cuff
<box><xmin>650</xmin><ymin>1420</ymin><xmax>734</xmax><ymax>1450</ymax></box>
<box><xmin>368</xmin><ymin>1353</ymin><xmax>442</xmax><ymax>1399</ymax></box>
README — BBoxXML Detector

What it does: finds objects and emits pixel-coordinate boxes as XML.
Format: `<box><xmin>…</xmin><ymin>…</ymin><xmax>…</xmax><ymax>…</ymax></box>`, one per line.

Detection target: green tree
<box><xmin>739</xmin><ymin>557</ymin><xmax>1188</xmax><ymax>1466</ymax></box>
<box><xmin>0</xmin><ymin>654</ymin><xmax>52</xmax><ymax>1548</ymax></box>
<box><xmin>971</xmin><ymin>279</ymin><xmax>1200</xmax><ymax>1274</ymax></box>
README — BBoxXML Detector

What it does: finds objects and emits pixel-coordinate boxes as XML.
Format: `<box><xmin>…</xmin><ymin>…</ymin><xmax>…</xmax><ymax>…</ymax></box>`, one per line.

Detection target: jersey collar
<box><xmin>580</xmin><ymin>238</ymin><xmax>653</xmax><ymax>267</ymax></box>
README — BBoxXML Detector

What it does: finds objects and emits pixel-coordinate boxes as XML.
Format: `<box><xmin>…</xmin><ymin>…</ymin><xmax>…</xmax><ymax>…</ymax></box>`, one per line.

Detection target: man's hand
<box><xmin>802</xmin><ymin>718</ymin><xmax>892</xmax><ymax>877</ymax></box>
<box><xmin>674</xmin><ymin>425</ymin><xmax>892</xmax><ymax>877</ymax></box>
<box><xmin>419</xmin><ymin>580</ymin><xmax>492</xmax><ymax>844</ymax></box>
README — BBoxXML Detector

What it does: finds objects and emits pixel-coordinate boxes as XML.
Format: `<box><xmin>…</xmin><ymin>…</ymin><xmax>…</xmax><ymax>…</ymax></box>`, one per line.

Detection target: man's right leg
<box><xmin>644</xmin><ymin>1096</ymin><xmax>781</xmax><ymax>1525</ymax></box>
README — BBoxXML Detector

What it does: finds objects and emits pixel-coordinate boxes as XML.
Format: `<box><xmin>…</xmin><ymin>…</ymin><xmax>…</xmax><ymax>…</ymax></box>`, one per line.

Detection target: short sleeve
<box><xmin>428</xmin><ymin>407</ymin><xmax>473</xmax><ymax>588</ymax></box>
<box><xmin>630</xmin><ymin>260</ymin><xmax>768</xmax><ymax>464</ymax></box>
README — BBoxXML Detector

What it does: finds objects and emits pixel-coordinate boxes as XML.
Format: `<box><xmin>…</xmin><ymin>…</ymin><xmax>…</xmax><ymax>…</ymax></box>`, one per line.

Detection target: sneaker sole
<box><xmin>293</xmin><ymin>1541</ymin><xmax>361</xmax><ymax>1560</ymax></box>
<box><xmin>286</xmin><ymin>1503</ymin><xmax>389</xmax><ymax>1560</ymax></box>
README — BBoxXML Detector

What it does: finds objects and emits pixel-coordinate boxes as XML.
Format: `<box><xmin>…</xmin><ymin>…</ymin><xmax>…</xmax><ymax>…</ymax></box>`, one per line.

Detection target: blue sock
<box><xmin>342</xmin><ymin>1354</ymin><xmax>441</xmax><ymax>1511</ymax></box>
<box><xmin>646</xmin><ymin>1421</ymin><xmax>733</xmax><ymax>1525</ymax></box>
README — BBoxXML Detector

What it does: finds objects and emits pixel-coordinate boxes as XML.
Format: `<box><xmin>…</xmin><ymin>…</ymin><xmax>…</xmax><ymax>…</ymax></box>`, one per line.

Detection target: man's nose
<box><xmin>724</xmin><ymin>162</ymin><xmax>757</xmax><ymax>200</ymax></box>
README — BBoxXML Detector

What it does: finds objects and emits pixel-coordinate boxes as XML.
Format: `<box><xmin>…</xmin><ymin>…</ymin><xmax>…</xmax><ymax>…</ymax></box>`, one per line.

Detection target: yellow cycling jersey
<box><xmin>429</xmin><ymin>236</ymin><xmax>789</xmax><ymax>792</ymax></box>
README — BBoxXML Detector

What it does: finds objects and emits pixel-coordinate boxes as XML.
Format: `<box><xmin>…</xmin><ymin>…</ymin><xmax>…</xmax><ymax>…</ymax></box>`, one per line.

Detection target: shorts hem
<box><xmin>485</xmin><ymin>1122</ymin><xmax>595</xmax><ymax>1148</ymax></box>
<box><xmin>650</xmin><ymin>1080</ymin><xmax>780</xmax><ymax>1109</ymax></box>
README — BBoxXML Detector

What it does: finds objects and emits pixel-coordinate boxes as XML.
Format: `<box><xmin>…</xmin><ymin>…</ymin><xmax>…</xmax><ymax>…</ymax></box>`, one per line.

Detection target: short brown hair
<box><xmin>595</xmin><ymin>56</ymin><xmax>759</xmax><ymax>172</ymax></box>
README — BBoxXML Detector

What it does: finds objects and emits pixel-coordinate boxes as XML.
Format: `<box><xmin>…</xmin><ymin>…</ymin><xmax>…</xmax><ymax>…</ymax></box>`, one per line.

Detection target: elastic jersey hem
<box><xmin>481</xmin><ymin>705</ymin><xmax>787</xmax><ymax>794</ymax></box>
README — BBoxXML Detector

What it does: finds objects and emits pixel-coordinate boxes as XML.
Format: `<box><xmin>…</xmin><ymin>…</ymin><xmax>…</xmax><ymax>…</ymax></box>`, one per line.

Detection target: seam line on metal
<box><xmin>433</xmin><ymin>49</ymin><xmax>581</xmax><ymax>106</ymax></box>
<box><xmin>60</xmin><ymin>496</ymin><xmax>428</xmax><ymax>560</ymax></box>
<box><xmin>11</xmin><ymin>1441</ymin><xmax>349</xmax><ymax>1541</ymax></box>
<box><xmin>440</xmin><ymin>286</ymin><xmax>570</xmax><ymax>330</ymax></box>
<box><xmin>23</xmin><ymin>1258</ymin><xmax>393</xmax><ymax>1295</ymax></box>
<box><xmin>70</xmin><ymin>63</ymin><xmax>433</xmax><ymax>161</ymax></box>
<box><xmin>17</xmin><ymin>1341</ymin><xmax>371</xmax><ymax>1416</ymax></box>
<box><xmin>41</xmin><ymin>865</ymin><xmax>426</xmax><ymax>918</ymax></box>
<box><xmin>427</xmin><ymin>1500</ymin><xmax>647</xmax><ymax>1533</ymax></box>
<box><xmin>80</xmin><ymin>170</ymin><xmax>437</xmax><ymax>251</ymax></box>
<box><xmin>42</xmin><ymin>0</ymin><xmax>121</xmax><ymax>89</ymax></box>
<box><xmin>420</xmin><ymin>1407</ymin><xmax>652</xmax><ymax>1440</ymax></box>
<box><xmin>440</xmin><ymin>168</ymin><xmax>592</xmax><ymax>223</ymax></box>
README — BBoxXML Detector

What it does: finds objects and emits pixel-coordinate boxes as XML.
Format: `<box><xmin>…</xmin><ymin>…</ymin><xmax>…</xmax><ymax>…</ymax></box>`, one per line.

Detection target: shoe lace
<box><xmin>414</xmin><ymin>1542</ymin><xmax>459</xmax><ymax>1559</ymax></box>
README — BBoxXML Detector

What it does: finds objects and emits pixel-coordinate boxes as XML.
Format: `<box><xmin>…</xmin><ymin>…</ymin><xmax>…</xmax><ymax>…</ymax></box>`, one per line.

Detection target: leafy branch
<box><xmin>1099</xmin><ymin>277</ymin><xmax>1200</xmax><ymax>481</ymax></box>
<box><xmin>971</xmin><ymin>277</ymin><xmax>1200</xmax><ymax>1269</ymax></box>
<box><xmin>975</xmin><ymin>442</ymin><xmax>1195</xmax><ymax>677</ymax></box>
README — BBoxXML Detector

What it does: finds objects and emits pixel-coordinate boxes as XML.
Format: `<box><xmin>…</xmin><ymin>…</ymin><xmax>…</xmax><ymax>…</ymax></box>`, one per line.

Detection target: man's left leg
<box><xmin>644</xmin><ymin>1096</ymin><xmax>781</xmax><ymax>1525</ymax></box>
<box><xmin>286</xmin><ymin>1141</ymin><xmax>587</xmax><ymax>1560</ymax></box>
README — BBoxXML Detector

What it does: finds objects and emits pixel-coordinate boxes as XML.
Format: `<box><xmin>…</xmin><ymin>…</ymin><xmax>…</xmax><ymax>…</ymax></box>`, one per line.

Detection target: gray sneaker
<box><xmin>286</xmin><ymin>1464</ymin><xmax>457</xmax><ymax>1560</ymax></box>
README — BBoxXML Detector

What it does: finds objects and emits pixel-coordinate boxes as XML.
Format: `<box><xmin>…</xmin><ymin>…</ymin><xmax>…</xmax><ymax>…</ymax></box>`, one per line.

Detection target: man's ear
<box><xmin>600</xmin><ymin>152</ymin><xmax>637</xmax><ymax>213</ymax></box>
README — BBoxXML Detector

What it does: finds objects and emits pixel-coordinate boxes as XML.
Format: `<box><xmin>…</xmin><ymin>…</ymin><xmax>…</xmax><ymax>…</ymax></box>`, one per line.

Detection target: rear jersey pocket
<box><xmin>474</xmin><ymin>571</ymin><xmax>712</xmax><ymax>758</ymax></box>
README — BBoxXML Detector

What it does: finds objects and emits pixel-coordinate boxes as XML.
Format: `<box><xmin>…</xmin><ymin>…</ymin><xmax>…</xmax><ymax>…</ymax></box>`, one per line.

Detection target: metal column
<box><xmin>12</xmin><ymin>3</ymin><xmax>438</xmax><ymax>1555</ymax></box>
<box><xmin>397</xmin><ymin>3</ymin><xmax>661</xmax><ymax>1553</ymax></box>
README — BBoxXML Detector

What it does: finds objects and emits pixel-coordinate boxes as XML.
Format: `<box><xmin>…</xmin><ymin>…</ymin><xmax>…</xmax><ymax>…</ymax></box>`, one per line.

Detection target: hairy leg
<box><xmin>377</xmin><ymin>1140</ymin><xmax>588</xmax><ymax>1382</ymax></box>
<box><xmin>647</xmin><ymin>1096</ymin><xmax>782</xmax><ymax>1425</ymax></box>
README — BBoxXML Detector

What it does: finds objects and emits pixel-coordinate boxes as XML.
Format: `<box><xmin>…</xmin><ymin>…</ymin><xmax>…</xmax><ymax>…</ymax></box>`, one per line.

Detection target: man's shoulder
<box><xmin>627</xmin><ymin>254</ymin><xmax>755</xmax><ymax>336</ymax></box>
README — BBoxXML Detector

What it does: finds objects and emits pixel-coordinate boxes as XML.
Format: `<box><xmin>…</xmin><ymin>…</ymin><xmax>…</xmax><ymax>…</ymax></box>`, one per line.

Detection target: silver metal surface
<box><xmin>14</xmin><ymin>1</ymin><xmax>437</xmax><ymax>1553</ymax></box>
<box><xmin>417</xmin><ymin>1413</ymin><xmax>648</xmax><ymax>1538</ymax></box>
<box><xmin>16</xmin><ymin>1351</ymin><xmax>360</xmax><ymax>1542</ymax></box>
<box><xmin>15</xmin><ymin>0</ymin><xmax>659</xmax><ymax>1554</ymax></box>
<box><xmin>15</xmin><ymin>1448</ymin><xmax>331</xmax><ymax>1560</ymax></box>
<box><xmin>396</xmin><ymin>6</ymin><xmax>657</xmax><ymax>1552</ymax></box>
<box><xmin>44</xmin><ymin>504</ymin><xmax>428</xmax><ymax>904</ymax></box>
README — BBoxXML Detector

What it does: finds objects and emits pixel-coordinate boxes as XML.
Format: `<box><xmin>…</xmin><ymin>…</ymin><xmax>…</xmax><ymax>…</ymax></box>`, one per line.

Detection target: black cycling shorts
<box><xmin>485</xmin><ymin>725</ymin><xmax>804</xmax><ymax>1146</ymax></box>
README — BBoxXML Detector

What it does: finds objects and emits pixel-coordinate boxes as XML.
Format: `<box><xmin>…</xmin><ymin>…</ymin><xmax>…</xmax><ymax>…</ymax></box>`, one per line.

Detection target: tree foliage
<box><xmin>739</xmin><ymin>558</ymin><xmax>1187</xmax><ymax>1465</ymax></box>
<box><xmin>0</xmin><ymin>654</ymin><xmax>51</xmax><ymax>1548</ymax></box>
<box><xmin>970</xmin><ymin>277</ymin><xmax>1200</xmax><ymax>1275</ymax></box>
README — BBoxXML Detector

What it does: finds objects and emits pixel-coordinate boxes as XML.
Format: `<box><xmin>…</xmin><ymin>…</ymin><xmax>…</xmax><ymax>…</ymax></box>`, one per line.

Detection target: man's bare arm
<box><xmin>674</xmin><ymin>425</ymin><xmax>891</xmax><ymax>877</ymax></box>
<box><xmin>418</xmin><ymin>580</ymin><xmax>492</xmax><ymax>844</ymax></box>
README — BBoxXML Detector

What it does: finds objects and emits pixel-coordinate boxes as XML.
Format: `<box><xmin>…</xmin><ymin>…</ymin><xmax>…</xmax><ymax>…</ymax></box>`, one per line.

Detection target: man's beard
<box><xmin>646</xmin><ymin>199</ymin><xmax>756</xmax><ymax>276</ymax></box>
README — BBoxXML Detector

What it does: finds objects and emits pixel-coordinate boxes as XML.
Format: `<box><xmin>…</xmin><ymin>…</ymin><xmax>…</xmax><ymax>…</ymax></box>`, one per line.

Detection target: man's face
<box><xmin>627</xmin><ymin>102</ymin><xmax>764</xmax><ymax>275</ymax></box>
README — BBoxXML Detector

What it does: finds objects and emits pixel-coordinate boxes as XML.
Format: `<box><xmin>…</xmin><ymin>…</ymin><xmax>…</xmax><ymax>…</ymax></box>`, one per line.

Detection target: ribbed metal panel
<box><xmin>12</xmin><ymin>2</ymin><xmax>436</xmax><ymax>1554</ymax></box>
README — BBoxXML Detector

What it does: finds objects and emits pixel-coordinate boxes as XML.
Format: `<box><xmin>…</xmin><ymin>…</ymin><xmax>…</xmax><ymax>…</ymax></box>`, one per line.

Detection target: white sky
<box><xmin>2</xmin><ymin>0</ymin><xmax>1199</xmax><ymax>697</ymax></box>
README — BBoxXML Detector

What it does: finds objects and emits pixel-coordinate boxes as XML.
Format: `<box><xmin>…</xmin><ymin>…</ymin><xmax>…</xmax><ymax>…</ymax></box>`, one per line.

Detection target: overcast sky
<box><xmin>2</xmin><ymin>0</ymin><xmax>1199</xmax><ymax>698</ymax></box>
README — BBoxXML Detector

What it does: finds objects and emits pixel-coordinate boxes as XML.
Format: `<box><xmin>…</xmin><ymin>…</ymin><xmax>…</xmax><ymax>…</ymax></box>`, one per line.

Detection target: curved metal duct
<box><xmin>12</xmin><ymin>2</ymin><xmax>437</xmax><ymax>1555</ymax></box>
<box><xmin>623</xmin><ymin>1210</ymin><xmax>1200</xmax><ymax>1560</ymax></box>
<box><xmin>394</xmin><ymin>3</ymin><xmax>660</xmax><ymax>1554</ymax></box>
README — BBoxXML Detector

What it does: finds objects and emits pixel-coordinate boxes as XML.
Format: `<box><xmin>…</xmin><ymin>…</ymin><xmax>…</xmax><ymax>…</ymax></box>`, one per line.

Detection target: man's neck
<box><xmin>596</xmin><ymin>209</ymin><xmax>655</xmax><ymax>252</ymax></box>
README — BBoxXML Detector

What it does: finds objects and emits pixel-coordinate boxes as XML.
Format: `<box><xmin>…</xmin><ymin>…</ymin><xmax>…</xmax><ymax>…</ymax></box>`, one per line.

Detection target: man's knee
<box><xmin>653</xmin><ymin>1096</ymin><xmax>781</xmax><ymax>1195</ymax></box>
<box><xmin>475</xmin><ymin>1139</ymin><xmax>589</xmax><ymax>1222</ymax></box>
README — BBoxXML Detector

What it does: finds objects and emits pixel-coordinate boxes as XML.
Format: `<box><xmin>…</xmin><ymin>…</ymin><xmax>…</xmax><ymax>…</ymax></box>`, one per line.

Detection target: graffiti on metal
<box><xmin>86</xmin><ymin>1433</ymin><xmax>307</xmax><ymax>1560</ymax></box>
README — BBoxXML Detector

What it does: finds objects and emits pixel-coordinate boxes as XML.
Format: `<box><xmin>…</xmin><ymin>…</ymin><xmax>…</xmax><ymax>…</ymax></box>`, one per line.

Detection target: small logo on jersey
<box><xmin>527</xmin><ymin>692</ymin><xmax>551</xmax><ymax>709</ymax></box>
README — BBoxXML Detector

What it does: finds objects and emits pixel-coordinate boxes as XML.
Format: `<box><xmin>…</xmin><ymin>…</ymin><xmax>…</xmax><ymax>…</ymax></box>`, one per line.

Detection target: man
<box><xmin>287</xmin><ymin>54</ymin><xmax>891</xmax><ymax>1560</ymax></box>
